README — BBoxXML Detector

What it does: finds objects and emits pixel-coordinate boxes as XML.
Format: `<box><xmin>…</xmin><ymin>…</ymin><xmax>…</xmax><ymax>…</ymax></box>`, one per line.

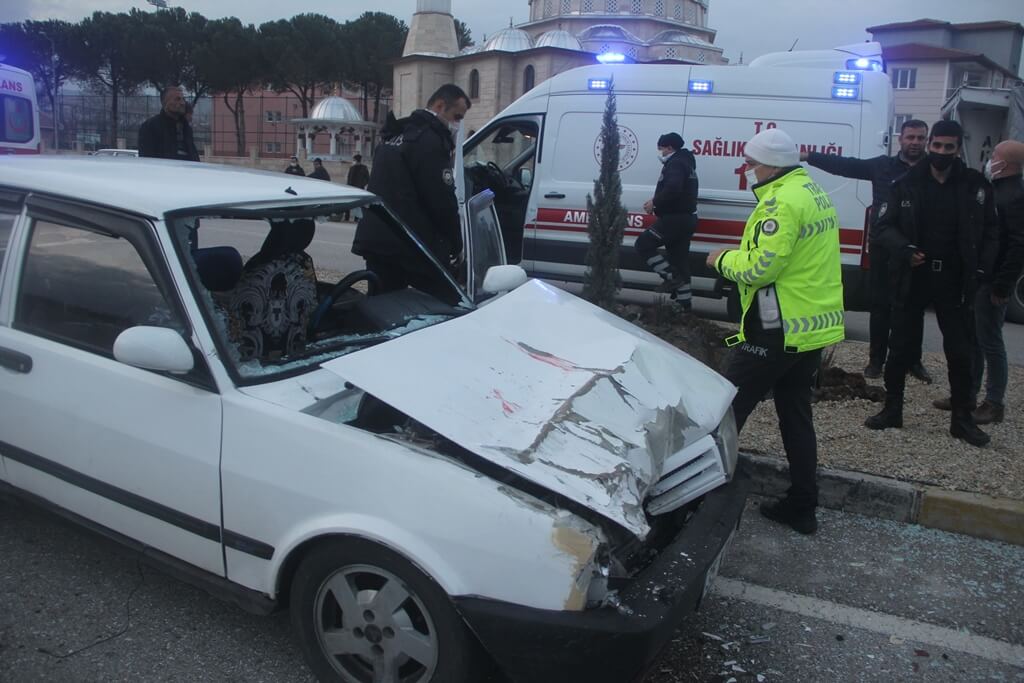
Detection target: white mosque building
<box><xmin>393</xmin><ymin>0</ymin><xmax>727</xmax><ymax>133</ymax></box>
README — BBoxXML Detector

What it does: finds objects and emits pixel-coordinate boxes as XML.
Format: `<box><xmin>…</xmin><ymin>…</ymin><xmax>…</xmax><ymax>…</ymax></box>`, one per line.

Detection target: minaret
<box><xmin>402</xmin><ymin>0</ymin><xmax>459</xmax><ymax>57</ymax></box>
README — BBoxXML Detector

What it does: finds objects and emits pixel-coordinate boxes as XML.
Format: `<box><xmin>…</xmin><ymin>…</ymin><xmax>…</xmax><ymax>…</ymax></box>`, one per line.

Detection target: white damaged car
<box><xmin>0</xmin><ymin>156</ymin><xmax>746</xmax><ymax>683</ymax></box>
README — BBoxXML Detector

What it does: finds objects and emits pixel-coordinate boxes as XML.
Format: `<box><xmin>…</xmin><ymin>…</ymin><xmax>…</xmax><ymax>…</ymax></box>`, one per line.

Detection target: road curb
<box><xmin>740</xmin><ymin>453</ymin><xmax>1023</xmax><ymax>546</ymax></box>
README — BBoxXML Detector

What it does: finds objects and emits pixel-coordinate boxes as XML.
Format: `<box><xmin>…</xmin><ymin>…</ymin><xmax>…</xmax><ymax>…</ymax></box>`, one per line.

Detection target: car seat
<box><xmin>228</xmin><ymin>220</ymin><xmax>318</xmax><ymax>361</ymax></box>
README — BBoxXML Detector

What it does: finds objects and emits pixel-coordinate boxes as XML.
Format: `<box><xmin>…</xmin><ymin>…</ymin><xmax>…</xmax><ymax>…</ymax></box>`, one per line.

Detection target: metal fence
<box><xmin>45</xmin><ymin>91</ymin><xmax>391</xmax><ymax>159</ymax></box>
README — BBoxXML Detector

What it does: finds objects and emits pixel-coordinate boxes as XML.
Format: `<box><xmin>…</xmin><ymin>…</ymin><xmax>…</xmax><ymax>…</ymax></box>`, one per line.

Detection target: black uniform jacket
<box><xmin>652</xmin><ymin>149</ymin><xmax>698</xmax><ymax>216</ymax></box>
<box><xmin>875</xmin><ymin>158</ymin><xmax>999</xmax><ymax>303</ymax></box>
<box><xmin>990</xmin><ymin>175</ymin><xmax>1024</xmax><ymax>299</ymax></box>
<box><xmin>138</xmin><ymin>111</ymin><xmax>200</xmax><ymax>162</ymax></box>
<box><xmin>353</xmin><ymin>110</ymin><xmax>462</xmax><ymax>272</ymax></box>
<box><xmin>805</xmin><ymin>152</ymin><xmax>913</xmax><ymax>239</ymax></box>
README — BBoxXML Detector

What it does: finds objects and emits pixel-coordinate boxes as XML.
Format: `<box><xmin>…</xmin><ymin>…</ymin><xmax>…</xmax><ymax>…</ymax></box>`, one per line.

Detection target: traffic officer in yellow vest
<box><xmin>708</xmin><ymin>128</ymin><xmax>845</xmax><ymax>535</ymax></box>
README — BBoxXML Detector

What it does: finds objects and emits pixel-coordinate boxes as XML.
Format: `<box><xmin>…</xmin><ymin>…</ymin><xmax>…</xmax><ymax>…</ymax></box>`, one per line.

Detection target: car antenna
<box><xmin>285</xmin><ymin>186</ymin><xmax>297</xmax><ymax>195</ymax></box>
<box><xmin>788</xmin><ymin>38</ymin><xmax>799</xmax><ymax>52</ymax></box>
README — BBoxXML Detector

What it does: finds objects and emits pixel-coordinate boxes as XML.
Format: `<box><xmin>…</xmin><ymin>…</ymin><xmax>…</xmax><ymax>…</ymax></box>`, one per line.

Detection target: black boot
<box><xmin>950</xmin><ymin>410</ymin><xmax>990</xmax><ymax>447</ymax></box>
<box><xmin>760</xmin><ymin>498</ymin><xmax>817</xmax><ymax>535</ymax></box>
<box><xmin>865</xmin><ymin>394</ymin><xmax>903</xmax><ymax>430</ymax></box>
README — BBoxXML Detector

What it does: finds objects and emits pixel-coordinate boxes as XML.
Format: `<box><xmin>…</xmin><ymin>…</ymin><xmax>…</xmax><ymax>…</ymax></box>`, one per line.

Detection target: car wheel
<box><xmin>1007</xmin><ymin>271</ymin><xmax>1024</xmax><ymax>324</ymax></box>
<box><xmin>290</xmin><ymin>538</ymin><xmax>482</xmax><ymax>683</ymax></box>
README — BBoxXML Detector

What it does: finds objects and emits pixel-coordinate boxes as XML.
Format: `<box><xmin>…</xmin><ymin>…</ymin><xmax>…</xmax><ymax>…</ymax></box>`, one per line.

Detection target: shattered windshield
<box><xmin>169</xmin><ymin>198</ymin><xmax>471</xmax><ymax>383</ymax></box>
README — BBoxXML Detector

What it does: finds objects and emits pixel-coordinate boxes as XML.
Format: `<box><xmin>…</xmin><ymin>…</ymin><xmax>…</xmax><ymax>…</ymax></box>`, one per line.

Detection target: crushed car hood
<box><xmin>323</xmin><ymin>280</ymin><xmax>735</xmax><ymax>537</ymax></box>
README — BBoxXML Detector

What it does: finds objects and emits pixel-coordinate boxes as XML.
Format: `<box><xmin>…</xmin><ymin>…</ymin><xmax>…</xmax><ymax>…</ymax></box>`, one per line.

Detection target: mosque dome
<box><xmin>484</xmin><ymin>26</ymin><xmax>535</xmax><ymax>52</ymax></box>
<box><xmin>308</xmin><ymin>97</ymin><xmax>364</xmax><ymax>122</ymax></box>
<box><xmin>649</xmin><ymin>30</ymin><xmax>715</xmax><ymax>47</ymax></box>
<box><xmin>535</xmin><ymin>29</ymin><xmax>583</xmax><ymax>51</ymax></box>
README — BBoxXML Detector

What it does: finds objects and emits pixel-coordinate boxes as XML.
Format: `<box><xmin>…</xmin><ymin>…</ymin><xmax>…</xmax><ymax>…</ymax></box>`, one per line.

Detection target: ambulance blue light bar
<box><xmin>834</xmin><ymin>71</ymin><xmax>862</xmax><ymax>85</ymax></box>
<box><xmin>588</xmin><ymin>78</ymin><xmax>610</xmax><ymax>90</ymax></box>
<box><xmin>688</xmin><ymin>79</ymin><xmax>713</xmax><ymax>93</ymax></box>
<box><xmin>597</xmin><ymin>52</ymin><xmax>626</xmax><ymax>63</ymax></box>
<box><xmin>831</xmin><ymin>86</ymin><xmax>859</xmax><ymax>99</ymax></box>
<box><xmin>845</xmin><ymin>57</ymin><xmax>884</xmax><ymax>72</ymax></box>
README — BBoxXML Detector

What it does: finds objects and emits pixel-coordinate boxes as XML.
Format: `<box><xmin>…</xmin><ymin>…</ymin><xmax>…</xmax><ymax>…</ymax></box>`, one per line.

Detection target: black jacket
<box><xmin>805</xmin><ymin>152</ymin><xmax>915</xmax><ymax>239</ymax></box>
<box><xmin>347</xmin><ymin>163</ymin><xmax>370</xmax><ymax>189</ymax></box>
<box><xmin>876</xmin><ymin>159</ymin><xmax>999</xmax><ymax>302</ymax></box>
<box><xmin>353</xmin><ymin>110</ymin><xmax>462</xmax><ymax>271</ymax></box>
<box><xmin>308</xmin><ymin>166</ymin><xmax>331</xmax><ymax>181</ymax></box>
<box><xmin>652</xmin><ymin>149</ymin><xmax>698</xmax><ymax>216</ymax></box>
<box><xmin>990</xmin><ymin>174</ymin><xmax>1024</xmax><ymax>299</ymax></box>
<box><xmin>138</xmin><ymin>111</ymin><xmax>200</xmax><ymax>162</ymax></box>
<box><xmin>284</xmin><ymin>164</ymin><xmax>305</xmax><ymax>176</ymax></box>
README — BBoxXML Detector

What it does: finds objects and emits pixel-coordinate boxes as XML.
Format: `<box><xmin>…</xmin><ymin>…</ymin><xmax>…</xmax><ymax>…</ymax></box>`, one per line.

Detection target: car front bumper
<box><xmin>454</xmin><ymin>469</ymin><xmax>749</xmax><ymax>683</ymax></box>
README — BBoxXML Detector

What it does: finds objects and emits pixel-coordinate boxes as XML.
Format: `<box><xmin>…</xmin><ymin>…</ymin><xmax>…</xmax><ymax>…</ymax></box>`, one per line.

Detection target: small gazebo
<box><xmin>291</xmin><ymin>96</ymin><xmax>378</xmax><ymax>161</ymax></box>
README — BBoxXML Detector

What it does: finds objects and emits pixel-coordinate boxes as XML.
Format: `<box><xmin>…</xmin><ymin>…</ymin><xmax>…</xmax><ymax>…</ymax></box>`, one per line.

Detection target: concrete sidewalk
<box><xmin>742</xmin><ymin>453</ymin><xmax>1024</xmax><ymax>547</ymax></box>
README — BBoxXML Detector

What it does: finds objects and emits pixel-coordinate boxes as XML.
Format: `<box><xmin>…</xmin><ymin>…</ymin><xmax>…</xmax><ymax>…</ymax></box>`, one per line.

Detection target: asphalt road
<box><xmin>200</xmin><ymin>217</ymin><xmax>1023</xmax><ymax>367</ymax></box>
<box><xmin>1</xmin><ymin>496</ymin><xmax>1021</xmax><ymax>682</ymax></box>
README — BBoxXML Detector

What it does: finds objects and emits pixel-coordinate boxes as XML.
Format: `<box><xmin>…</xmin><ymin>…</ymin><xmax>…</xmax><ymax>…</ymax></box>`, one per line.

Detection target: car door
<box><xmin>0</xmin><ymin>190</ymin><xmax>23</xmax><ymax>482</ymax></box>
<box><xmin>463</xmin><ymin>190</ymin><xmax>507</xmax><ymax>303</ymax></box>
<box><xmin>0</xmin><ymin>195</ymin><xmax>224</xmax><ymax>576</ymax></box>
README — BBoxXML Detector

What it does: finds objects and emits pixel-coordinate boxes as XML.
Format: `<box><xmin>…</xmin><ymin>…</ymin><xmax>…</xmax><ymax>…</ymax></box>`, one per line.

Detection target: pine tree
<box><xmin>582</xmin><ymin>82</ymin><xmax>627</xmax><ymax>310</ymax></box>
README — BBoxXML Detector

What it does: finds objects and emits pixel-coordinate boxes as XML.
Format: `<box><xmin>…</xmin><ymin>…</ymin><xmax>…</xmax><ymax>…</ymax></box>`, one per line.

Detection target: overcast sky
<box><xmin>2</xmin><ymin>0</ymin><xmax>1023</xmax><ymax>71</ymax></box>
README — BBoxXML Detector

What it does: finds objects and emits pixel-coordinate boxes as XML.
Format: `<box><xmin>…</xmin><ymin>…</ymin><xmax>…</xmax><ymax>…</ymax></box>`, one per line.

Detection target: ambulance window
<box><xmin>464</xmin><ymin>119</ymin><xmax>540</xmax><ymax>186</ymax></box>
<box><xmin>1</xmin><ymin>95</ymin><xmax>35</xmax><ymax>144</ymax></box>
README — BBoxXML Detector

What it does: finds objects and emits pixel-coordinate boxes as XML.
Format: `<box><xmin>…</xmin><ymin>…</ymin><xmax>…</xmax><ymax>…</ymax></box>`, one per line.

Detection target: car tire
<box><xmin>1007</xmin><ymin>271</ymin><xmax>1024</xmax><ymax>324</ymax></box>
<box><xmin>290</xmin><ymin>538</ymin><xmax>483</xmax><ymax>683</ymax></box>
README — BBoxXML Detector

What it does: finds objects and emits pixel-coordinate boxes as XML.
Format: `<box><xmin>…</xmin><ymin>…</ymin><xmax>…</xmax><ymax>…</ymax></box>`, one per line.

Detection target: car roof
<box><xmin>0</xmin><ymin>156</ymin><xmax>374</xmax><ymax>218</ymax></box>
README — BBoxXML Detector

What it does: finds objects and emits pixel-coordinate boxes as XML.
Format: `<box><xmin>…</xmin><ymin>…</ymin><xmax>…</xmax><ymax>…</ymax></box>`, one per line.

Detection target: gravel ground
<box><xmin>739</xmin><ymin>340</ymin><xmax>1024</xmax><ymax>501</ymax></box>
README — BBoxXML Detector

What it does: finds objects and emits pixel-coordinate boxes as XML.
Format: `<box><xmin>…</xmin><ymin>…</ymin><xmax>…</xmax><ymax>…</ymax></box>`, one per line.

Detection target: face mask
<box><xmin>657</xmin><ymin>152</ymin><xmax>672</xmax><ymax>164</ymax></box>
<box><xmin>744</xmin><ymin>167</ymin><xmax>760</xmax><ymax>187</ymax></box>
<box><xmin>929</xmin><ymin>152</ymin><xmax>956</xmax><ymax>171</ymax></box>
<box><xmin>448</xmin><ymin>121</ymin><xmax>461</xmax><ymax>136</ymax></box>
<box><xmin>984</xmin><ymin>159</ymin><xmax>1006</xmax><ymax>181</ymax></box>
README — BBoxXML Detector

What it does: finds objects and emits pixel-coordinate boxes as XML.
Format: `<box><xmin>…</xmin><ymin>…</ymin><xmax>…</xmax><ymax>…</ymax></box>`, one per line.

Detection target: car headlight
<box><xmin>713</xmin><ymin>407</ymin><xmax>738</xmax><ymax>481</ymax></box>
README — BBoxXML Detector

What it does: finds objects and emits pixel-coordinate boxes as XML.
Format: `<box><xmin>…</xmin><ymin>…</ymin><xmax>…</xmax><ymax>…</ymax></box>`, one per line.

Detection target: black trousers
<box><xmin>884</xmin><ymin>265</ymin><xmax>974</xmax><ymax>410</ymax></box>
<box><xmin>868</xmin><ymin>246</ymin><xmax>924</xmax><ymax>367</ymax></box>
<box><xmin>724</xmin><ymin>339</ymin><xmax>823</xmax><ymax>511</ymax></box>
<box><xmin>635</xmin><ymin>213</ymin><xmax>696</xmax><ymax>285</ymax></box>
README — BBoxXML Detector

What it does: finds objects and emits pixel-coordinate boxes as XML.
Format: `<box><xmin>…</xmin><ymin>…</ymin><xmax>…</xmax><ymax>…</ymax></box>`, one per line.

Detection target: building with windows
<box><xmin>867</xmin><ymin>19</ymin><xmax>1023</xmax><ymax>131</ymax></box>
<box><xmin>394</xmin><ymin>0</ymin><xmax>726</xmax><ymax>134</ymax></box>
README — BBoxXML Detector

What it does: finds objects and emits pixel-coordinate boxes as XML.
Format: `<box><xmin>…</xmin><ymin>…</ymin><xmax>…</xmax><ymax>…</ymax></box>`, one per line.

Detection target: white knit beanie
<box><xmin>744</xmin><ymin>129</ymin><xmax>799</xmax><ymax>168</ymax></box>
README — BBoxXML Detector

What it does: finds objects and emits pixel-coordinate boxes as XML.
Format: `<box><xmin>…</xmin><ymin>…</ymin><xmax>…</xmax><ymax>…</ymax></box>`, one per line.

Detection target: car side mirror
<box><xmin>519</xmin><ymin>168</ymin><xmax>533</xmax><ymax>188</ymax></box>
<box><xmin>481</xmin><ymin>265</ymin><xmax>528</xmax><ymax>295</ymax></box>
<box><xmin>113</xmin><ymin>326</ymin><xmax>195</xmax><ymax>374</ymax></box>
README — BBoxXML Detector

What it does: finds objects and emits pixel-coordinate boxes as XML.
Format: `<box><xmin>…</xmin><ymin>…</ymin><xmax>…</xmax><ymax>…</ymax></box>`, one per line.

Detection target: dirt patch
<box><xmin>620</xmin><ymin>304</ymin><xmax>882</xmax><ymax>403</ymax></box>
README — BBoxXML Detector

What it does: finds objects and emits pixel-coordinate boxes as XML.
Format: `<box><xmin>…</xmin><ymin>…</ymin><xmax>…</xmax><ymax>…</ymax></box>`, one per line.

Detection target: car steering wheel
<box><xmin>309</xmin><ymin>269</ymin><xmax>381</xmax><ymax>333</ymax></box>
<box><xmin>485</xmin><ymin>161</ymin><xmax>509</xmax><ymax>191</ymax></box>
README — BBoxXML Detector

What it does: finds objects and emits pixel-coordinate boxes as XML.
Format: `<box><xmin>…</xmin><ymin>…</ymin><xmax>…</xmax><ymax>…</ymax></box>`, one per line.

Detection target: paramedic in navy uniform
<box><xmin>637</xmin><ymin>132</ymin><xmax>699</xmax><ymax>310</ymax></box>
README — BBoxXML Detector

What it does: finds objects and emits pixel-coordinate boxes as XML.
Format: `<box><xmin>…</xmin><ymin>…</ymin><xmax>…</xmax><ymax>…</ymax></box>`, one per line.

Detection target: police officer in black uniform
<box><xmin>802</xmin><ymin>119</ymin><xmax>932</xmax><ymax>382</ymax></box>
<box><xmin>353</xmin><ymin>84</ymin><xmax>470</xmax><ymax>299</ymax></box>
<box><xmin>865</xmin><ymin>120</ymin><xmax>999</xmax><ymax>447</ymax></box>
<box><xmin>637</xmin><ymin>132</ymin><xmax>698</xmax><ymax>310</ymax></box>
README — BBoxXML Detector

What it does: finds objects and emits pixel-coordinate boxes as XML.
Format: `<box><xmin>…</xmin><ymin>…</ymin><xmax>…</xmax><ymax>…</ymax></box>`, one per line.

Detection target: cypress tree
<box><xmin>582</xmin><ymin>81</ymin><xmax>627</xmax><ymax>310</ymax></box>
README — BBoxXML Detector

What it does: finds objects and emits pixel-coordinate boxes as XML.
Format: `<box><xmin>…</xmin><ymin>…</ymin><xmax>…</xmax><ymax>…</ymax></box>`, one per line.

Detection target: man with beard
<box><xmin>801</xmin><ymin>119</ymin><xmax>932</xmax><ymax>382</ymax></box>
<box><xmin>865</xmin><ymin>120</ymin><xmax>999</xmax><ymax>447</ymax></box>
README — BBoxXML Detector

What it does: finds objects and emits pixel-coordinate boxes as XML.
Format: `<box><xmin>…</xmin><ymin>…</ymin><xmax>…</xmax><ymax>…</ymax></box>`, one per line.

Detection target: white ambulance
<box><xmin>463</xmin><ymin>42</ymin><xmax>892</xmax><ymax>314</ymax></box>
<box><xmin>0</xmin><ymin>63</ymin><xmax>40</xmax><ymax>155</ymax></box>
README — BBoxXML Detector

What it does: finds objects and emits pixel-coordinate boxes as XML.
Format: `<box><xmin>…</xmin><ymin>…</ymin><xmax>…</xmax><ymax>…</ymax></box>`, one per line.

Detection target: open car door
<box><xmin>454</xmin><ymin>126</ymin><xmax>507</xmax><ymax>303</ymax></box>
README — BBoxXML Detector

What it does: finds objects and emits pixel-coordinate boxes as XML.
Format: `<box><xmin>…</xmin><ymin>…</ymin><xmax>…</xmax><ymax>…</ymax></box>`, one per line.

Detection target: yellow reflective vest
<box><xmin>714</xmin><ymin>166</ymin><xmax>844</xmax><ymax>353</ymax></box>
